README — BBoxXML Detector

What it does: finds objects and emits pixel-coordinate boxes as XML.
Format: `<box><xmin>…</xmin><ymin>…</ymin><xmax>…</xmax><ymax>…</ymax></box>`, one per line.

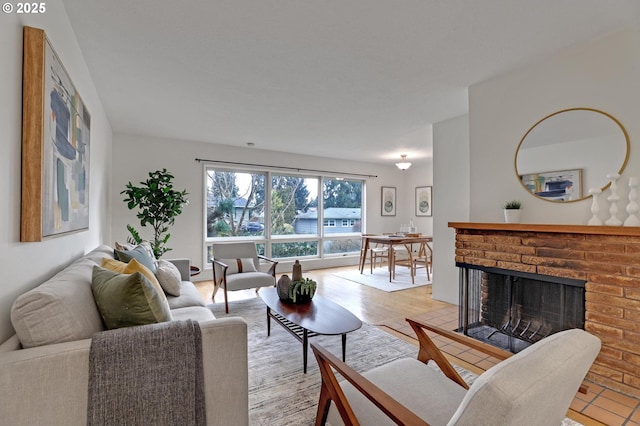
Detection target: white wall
<box><xmin>432</xmin><ymin>115</ymin><xmax>470</xmax><ymax>304</ymax></box>
<box><xmin>431</xmin><ymin>27</ymin><xmax>640</xmax><ymax>307</ymax></box>
<box><xmin>391</xmin><ymin>124</ymin><xmax>434</xmax><ymax>238</ymax></box>
<box><xmin>0</xmin><ymin>3</ymin><xmax>112</xmax><ymax>341</ymax></box>
<box><xmin>469</xmin><ymin>27</ymin><xmax>640</xmax><ymax>224</ymax></box>
<box><xmin>111</xmin><ymin>133</ymin><xmax>432</xmax><ymax>278</ymax></box>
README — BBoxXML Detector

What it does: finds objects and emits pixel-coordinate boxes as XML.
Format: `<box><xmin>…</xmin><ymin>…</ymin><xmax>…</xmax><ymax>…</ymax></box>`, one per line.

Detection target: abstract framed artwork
<box><xmin>381</xmin><ymin>186</ymin><xmax>396</xmax><ymax>216</ymax></box>
<box><xmin>21</xmin><ymin>26</ymin><xmax>91</xmax><ymax>241</ymax></box>
<box><xmin>415</xmin><ymin>186</ymin><xmax>432</xmax><ymax>217</ymax></box>
<box><xmin>519</xmin><ymin>169</ymin><xmax>582</xmax><ymax>201</ymax></box>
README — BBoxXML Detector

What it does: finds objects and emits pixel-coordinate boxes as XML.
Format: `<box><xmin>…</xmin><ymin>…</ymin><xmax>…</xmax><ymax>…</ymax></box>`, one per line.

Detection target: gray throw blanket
<box><xmin>87</xmin><ymin>320</ymin><xmax>205</xmax><ymax>426</ymax></box>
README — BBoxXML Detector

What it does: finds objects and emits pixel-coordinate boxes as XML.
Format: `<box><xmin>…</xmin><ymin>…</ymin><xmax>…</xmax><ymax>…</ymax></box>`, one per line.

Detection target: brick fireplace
<box><xmin>449</xmin><ymin>222</ymin><xmax>640</xmax><ymax>398</ymax></box>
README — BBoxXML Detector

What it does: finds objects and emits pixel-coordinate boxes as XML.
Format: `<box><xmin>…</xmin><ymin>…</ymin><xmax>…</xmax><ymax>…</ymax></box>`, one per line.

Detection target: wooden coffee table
<box><xmin>259</xmin><ymin>288</ymin><xmax>363</xmax><ymax>373</ymax></box>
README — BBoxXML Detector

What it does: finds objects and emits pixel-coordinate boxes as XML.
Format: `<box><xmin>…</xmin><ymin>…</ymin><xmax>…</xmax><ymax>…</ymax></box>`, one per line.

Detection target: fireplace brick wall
<box><xmin>450</xmin><ymin>223</ymin><xmax>640</xmax><ymax>398</ymax></box>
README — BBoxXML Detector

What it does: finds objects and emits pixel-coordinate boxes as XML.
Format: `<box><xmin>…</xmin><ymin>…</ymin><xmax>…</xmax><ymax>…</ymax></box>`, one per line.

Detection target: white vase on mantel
<box><xmin>605</xmin><ymin>173</ymin><xmax>623</xmax><ymax>226</ymax></box>
<box><xmin>587</xmin><ymin>188</ymin><xmax>603</xmax><ymax>226</ymax></box>
<box><xmin>504</xmin><ymin>209</ymin><xmax>521</xmax><ymax>224</ymax></box>
<box><xmin>624</xmin><ymin>177</ymin><xmax>640</xmax><ymax>227</ymax></box>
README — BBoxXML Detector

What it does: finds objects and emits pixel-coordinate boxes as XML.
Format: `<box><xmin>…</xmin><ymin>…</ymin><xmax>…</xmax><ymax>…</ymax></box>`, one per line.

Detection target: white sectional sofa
<box><xmin>0</xmin><ymin>245</ymin><xmax>248</xmax><ymax>426</ymax></box>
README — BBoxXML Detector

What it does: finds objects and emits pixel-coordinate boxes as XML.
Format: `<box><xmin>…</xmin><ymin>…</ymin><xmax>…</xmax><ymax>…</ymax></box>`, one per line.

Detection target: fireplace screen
<box><xmin>458</xmin><ymin>264</ymin><xmax>585</xmax><ymax>353</ymax></box>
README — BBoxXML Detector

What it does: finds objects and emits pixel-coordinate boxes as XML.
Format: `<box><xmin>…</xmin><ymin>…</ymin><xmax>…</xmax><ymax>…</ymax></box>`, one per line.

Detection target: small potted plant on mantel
<box><xmin>503</xmin><ymin>200</ymin><xmax>522</xmax><ymax>224</ymax></box>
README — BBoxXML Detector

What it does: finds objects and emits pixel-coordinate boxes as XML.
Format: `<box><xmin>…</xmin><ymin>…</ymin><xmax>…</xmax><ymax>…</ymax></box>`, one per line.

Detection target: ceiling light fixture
<box><xmin>395</xmin><ymin>155</ymin><xmax>412</xmax><ymax>171</ymax></box>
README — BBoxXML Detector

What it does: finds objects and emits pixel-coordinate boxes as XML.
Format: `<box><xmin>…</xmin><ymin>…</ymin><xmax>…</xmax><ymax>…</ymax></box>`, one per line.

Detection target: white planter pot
<box><xmin>504</xmin><ymin>209</ymin><xmax>521</xmax><ymax>224</ymax></box>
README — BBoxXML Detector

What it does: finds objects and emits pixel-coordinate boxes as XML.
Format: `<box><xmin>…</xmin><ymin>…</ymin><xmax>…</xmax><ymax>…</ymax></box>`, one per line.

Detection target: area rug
<box><xmin>210</xmin><ymin>297</ymin><xmax>581</xmax><ymax>426</ymax></box>
<box><xmin>210</xmin><ymin>297</ymin><xmax>467</xmax><ymax>425</ymax></box>
<box><xmin>332</xmin><ymin>267</ymin><xmax>431</xmax><ymax>292</ymax></box>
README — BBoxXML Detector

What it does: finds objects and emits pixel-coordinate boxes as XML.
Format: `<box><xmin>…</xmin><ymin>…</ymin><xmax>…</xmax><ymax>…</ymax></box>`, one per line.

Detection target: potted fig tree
<box><xmin>122</xmin><ymin>168</ymin><xmax>189</xmax><ymax>258</ymax></box>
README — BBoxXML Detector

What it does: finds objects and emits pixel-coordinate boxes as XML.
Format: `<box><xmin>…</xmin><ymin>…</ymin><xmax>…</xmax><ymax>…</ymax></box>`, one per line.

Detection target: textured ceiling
<box><xmin>61</xmin><ymin>0</ymin><xmax>640</xmax><ymax>164</ymax></box>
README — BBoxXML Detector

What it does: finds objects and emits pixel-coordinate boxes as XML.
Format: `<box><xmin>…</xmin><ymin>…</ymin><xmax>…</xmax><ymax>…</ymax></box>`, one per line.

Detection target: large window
<box><xmin>271</xmin><ymin>175</ymin><xmax>318</xmax><ymax>236</ymax></box>
<box><xmin>206</xmin><ymin>170</ymin><xmax>266</xmax><ymax>237</ymax></box>
<box><xmin>205</xmin><ymin>166</ymin><xmax>364</xmax><ymax>262</ymax></box>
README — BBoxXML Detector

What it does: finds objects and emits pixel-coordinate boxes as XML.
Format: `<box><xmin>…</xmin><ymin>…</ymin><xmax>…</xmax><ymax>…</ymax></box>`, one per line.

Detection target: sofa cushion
<box><xmin>100</xmin><ymin>258</ymin><xmax>170</xmax><ymax>311</ymax></box>
<box><xmin>226</xmin><ymin>272</ymin><xmax>275</xmax><ymax>291</ymax></box>
<box><xmin>166</xmin><ymin>282</ymin><xmax>207</xmax><ymax>309</ymax></box>
<box><xmin>155</xmin><ymin>259</ymin><xmax>182</xmax><ymax>297</ymax></box>
<box><xmin>114</xmin><ymin>242</ymin><xmax>157</xmax><ymax>273</ymax></box>
<box><xmin>219</xmin><ymin>258</ymin><xmax>257</xmax><ymax>275</ymax></box>
<box><xmin>11</xmin><ymin>257</ymin><xmax>106</xmax><ymax>348</ymax></box>
<box><xmin>91</xmin><ymin>266</ymin><xmax>172</xmax><ymax>329</ymax></box>
<box><xmin>171</xmin><ymin>306</ymin><xmax>216</xmax><ymax>322</ymax></box>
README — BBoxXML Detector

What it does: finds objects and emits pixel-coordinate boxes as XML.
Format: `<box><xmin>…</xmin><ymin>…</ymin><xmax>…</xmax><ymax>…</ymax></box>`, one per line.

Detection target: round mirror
<box><xmin>515</xmin><ymin>108</ymin><xmax>629</xmax><ymax>202</ymax></box>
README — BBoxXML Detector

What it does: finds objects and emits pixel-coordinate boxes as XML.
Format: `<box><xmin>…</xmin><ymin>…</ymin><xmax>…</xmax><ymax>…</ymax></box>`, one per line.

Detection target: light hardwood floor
<box><xmin>195</xmin><ymin>264</ymin><xmax>612</xmax><ymax>426</ymax></box>
<box><xmin>195</xmin><ymin>265</ymin><xmax>450</xmax><ymax>325</ymax></box>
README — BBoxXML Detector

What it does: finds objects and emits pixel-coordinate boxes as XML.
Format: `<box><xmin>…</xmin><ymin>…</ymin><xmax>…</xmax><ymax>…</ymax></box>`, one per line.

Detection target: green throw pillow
<box><xmin>114</xmin><ymin>243</ymin><xmax>157</xmax><ymax>273</ymax></box>
<box><xmin>91</xmin><ymin>266</ymin><xmax>172</xmax><ymax>329</ymax></box>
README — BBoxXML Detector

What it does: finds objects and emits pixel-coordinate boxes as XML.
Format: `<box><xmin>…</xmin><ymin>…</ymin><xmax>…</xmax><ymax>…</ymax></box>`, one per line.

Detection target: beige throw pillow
<box><xmin>155</xmin><ymin>260</ymin><xmax>182</xmax><ymax>297</ymax></box>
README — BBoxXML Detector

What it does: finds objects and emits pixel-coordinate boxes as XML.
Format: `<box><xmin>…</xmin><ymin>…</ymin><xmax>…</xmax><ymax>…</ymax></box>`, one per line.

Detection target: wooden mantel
<box><xmin>449</xmin><ymin>222</ymin><xmax>640</xmax><ymax>237</ymax></box>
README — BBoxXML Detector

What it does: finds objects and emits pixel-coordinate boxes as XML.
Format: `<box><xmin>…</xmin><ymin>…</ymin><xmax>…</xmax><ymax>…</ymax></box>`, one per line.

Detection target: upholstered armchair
<box><xmin>312</xmin><ymin>319</ymin><xmax>601</xmax><ymax>426</ymax></box>
<box><xmin>211</xmin><ymin>242</ymin><xmax>278</xmax><ymax>313</ymax></box>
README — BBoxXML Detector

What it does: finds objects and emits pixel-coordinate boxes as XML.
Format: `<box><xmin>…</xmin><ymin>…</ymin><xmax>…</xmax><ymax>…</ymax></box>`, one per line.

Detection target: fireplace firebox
<box><xmin>458</xmin><ymin>263</ymin><xmax>585</xmax><ymax>353</ymax></box>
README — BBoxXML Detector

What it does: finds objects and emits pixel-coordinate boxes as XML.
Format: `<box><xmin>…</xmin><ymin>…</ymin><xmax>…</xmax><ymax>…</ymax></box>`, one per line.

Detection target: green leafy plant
<box><xmin>121</xmin><ymin>169</ymin><xmax>189</xmax><ymax>258</ymax></box>
<box><xmin>503</xmin><ymin>200</ymin><xmax>522</xmax><ymax>210</ymax></box>
<box><xmin>288</xmin><ymin>278</ymin><xmax>317</xmax><ymax>303</ymax></box>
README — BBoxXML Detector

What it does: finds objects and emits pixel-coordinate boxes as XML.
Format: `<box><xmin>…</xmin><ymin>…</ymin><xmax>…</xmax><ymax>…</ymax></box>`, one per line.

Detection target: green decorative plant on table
<box><xmin>288</xmin><ymin>277</ymin><xmax>317</xmax><ymax>303</ymax></box>
<box><xmin>121</xmin><ymin>168</ymin><xmax>189</xmax><ymax>258</ymax></box>
<box><xmin>276</xmin><ymin>260</ymin><xmax>317</xmax><ymax>304</ymax></box>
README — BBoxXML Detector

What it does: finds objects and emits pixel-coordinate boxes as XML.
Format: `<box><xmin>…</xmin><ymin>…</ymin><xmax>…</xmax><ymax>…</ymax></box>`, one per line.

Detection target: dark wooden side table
<box><xmin>259</xmin><ymin>288</ymin><xmax>362</xmax><ymax>373</ymax></box>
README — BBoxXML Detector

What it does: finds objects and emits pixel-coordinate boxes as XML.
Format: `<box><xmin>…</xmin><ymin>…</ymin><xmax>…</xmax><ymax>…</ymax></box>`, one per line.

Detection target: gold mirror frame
<box><xmin>514</xmin><ymin>107</ymin><xmax>630</xmax><ymax>203</ymax></box>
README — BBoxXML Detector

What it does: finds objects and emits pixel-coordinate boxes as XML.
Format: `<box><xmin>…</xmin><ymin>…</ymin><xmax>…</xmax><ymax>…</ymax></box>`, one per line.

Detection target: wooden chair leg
<box><xmin>410</xmin><ymin>258</ymin><xmax>415</xmax><ymax>284</ymax></box>
<box><xmin>212</xmin><ymin>278</ymin><xmax>221</xmax><ymax>297</ymax></box>
<box><xmin>223</xmin><ymin>285</ymin><xmax>229</xmax><ymax>313</ymax></box>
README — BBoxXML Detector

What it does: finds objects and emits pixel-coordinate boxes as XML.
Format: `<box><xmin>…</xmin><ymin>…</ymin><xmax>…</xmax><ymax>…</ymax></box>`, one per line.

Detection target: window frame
<box><xmin>203</xmin><ymin>165</ymin><xmax>365</xmax><ymax>267</ymax></box>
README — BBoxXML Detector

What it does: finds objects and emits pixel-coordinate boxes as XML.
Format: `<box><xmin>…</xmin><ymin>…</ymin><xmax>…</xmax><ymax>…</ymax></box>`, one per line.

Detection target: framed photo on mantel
<box><xmin>381</xmin><ymin>186</ymin><xmax>396</xmax><ymax>216</ymax></box>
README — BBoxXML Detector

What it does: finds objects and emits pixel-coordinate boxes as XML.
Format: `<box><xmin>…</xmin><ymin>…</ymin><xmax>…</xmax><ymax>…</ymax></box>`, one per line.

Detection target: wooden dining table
<box><xmin>359</xmin><ymin>234</ymin><xmax>433</xmax><ymax>282</ymax></box>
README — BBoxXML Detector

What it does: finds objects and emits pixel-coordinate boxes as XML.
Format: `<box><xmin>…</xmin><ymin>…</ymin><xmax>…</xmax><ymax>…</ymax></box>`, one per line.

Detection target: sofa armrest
<box><xmin>167</xmin><ymin>258</ymin><xmax>191</xmax><ymax>281</ymax></box>
<box><xmin>0</xmin><ymin>317</ymin><xmax>249</xmax><ymax>426</ymax></box>
<box><xmin>0</xmin><ymin>338</ymin><xmax>92</xmax><ymax>425</ymax></box>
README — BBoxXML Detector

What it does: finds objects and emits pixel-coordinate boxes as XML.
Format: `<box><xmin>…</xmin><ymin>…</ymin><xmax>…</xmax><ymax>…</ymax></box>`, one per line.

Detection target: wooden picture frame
<box><xmin>416</xmin><ymin>186</ymin><xmax>432</xmax><ymax>217</ymax></box>
<box><xmin>381</xmin><ymin>186</ymin><xmax>396</xmax><ymax>216</ymax></box>
<box><xmin>21</xmin><ymin>26</ymin><xmax>91</xmax><ymax>241</ymax></box>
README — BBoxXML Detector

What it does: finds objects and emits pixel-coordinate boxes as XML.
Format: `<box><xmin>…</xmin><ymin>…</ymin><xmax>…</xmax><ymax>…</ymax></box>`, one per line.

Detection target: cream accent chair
<box><xmin>211</xmin><ymin>242</ymin><xmax>278</xmax><ymax>313</ymax></box>
<box><xmin>312</xmin><ymin>319</ymin><xmax>600</xmax><ymax>426</ymax></box>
